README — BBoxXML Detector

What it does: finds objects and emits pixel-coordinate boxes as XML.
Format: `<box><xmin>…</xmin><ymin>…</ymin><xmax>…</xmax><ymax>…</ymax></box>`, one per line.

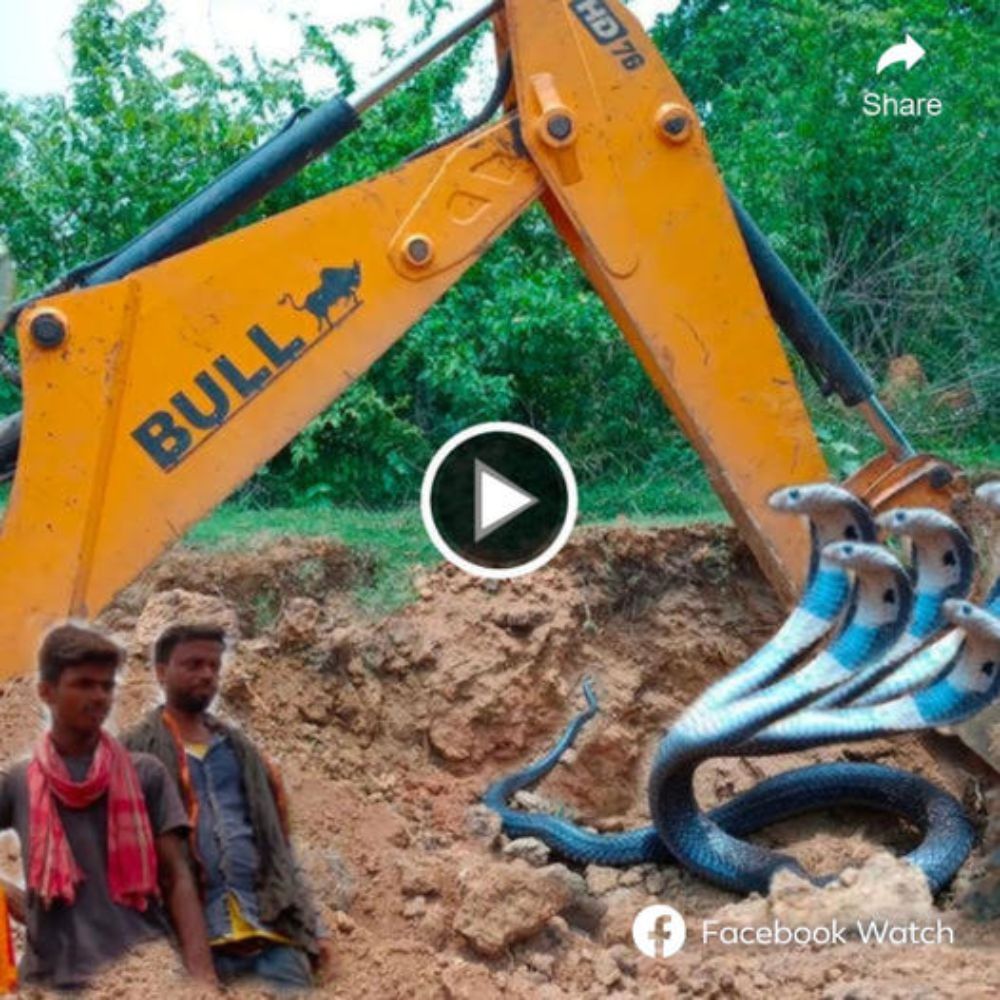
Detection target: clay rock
<box><xmin>489</xmin><ymin>603</ymin><xmax>553</xmax><ymax>635</ymax></box>
<box><xmin>133</xmin><ymin>589</ymin><xmax>239</xmax><ymax>653</ymax></box>
<box><xmin>439</xmin><ymin>960</ymin><xmax>503</xmax><ymax>1000</ymax></box>
<box><xmin>453</xmin><ymin>859</ymin><xmax>573</xmax><ymax>957</ymax></box>
<box><xmin>320</xmin><ymin>626</ymin><xmax>359</xmax><ymax>674</ymax></box>
<box><xmin>465</xmin><ymin>805</ymin><xmax>503</xmax><ymax>846</ymax></box>
<box><xmin>503</xmin><ymin>837</ymin><xmax>552</xmax><ymax>867</ymax></box>
<box><xmin>959</xmin><ymin>852</ymin><xmax>1000</xmax><ymax>920</ymax></box>
<box><xmin>275</xmin><ymin>597</ymin><xmax>322</xmax><ymax>649</ymax></box>
<box><xmin>585</xmin><ymin>864</ymin><xmax>621</xmax><ymax>896</ymax></box>
<box><xmin>883</xmin><ymin>353</ymin><xmax>927</xmax><ymax>406</ymax></box>
<box><xmin>714</xmin><ymin>852</ymin><xmax>936</xmax><ymax>931</ymax></box>
<box><xmin>598</xmin><ymin>888</ymin><xmax>648</xmax><ymax>946</ymax></box>
<box><xmin>429</xmin><ymin>715</ymin><xmax>472</xmax><ymax>763</ymax></box>
<box><xmin>397</xmin><ymin>854</ymin><xmax>447</xmax><ymax>897</ymax></box>
<box><xmin>330</xmin><ymin>676</ymin><xmax>383</xmax><ymax>741</ymax></box>
<box><xmin>301</xmin><ymin>846</ymin><xmax>356</xmax><ymax>912</ymax></box>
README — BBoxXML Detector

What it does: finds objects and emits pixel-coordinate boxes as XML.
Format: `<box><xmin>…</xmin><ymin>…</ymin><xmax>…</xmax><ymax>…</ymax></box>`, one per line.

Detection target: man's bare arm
<box><xmin>155</xmin><ymin>832</ymin><xmax>216</xmax><ymax>985</ymax></box>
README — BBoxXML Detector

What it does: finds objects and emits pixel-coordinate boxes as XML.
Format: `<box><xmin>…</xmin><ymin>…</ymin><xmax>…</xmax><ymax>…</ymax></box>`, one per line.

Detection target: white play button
<box><xmin>474</xmin><ymin>459</ymin><xmax>538</xmax><ymax>542</ymax></box>
<box><xmin>421</xmin><ymin>421</ymin><xmax>577</xmax><ymax>579</ymax></box>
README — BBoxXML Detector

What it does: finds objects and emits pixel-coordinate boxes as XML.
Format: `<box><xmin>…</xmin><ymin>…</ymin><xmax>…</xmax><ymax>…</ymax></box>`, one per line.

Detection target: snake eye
<box><xmin>943</xmin><ymin>551</ymin><xmax>956</xmax><ymax>567</ymax></box>
<box><xmin>844</xmin><ymin>525</ymin><xmax>859</xmax><ymax>541</ymax></box>
<box><xmin>789</xmin><ymin>488</ymin><xmax>801</xmax><ymax>501</ymax></box>
<box><xmin>883</xmin><ymin>588</ymin><xmax>896</xmax><ymax>604</ymax></box>
<box><xmin>982</xmin><ymin>662</ymin><xmax>995</xmax><ymax>677</ymax></box>
<box><xmin>841</xmin><ymin>543</ymin><xmax>855</xmax><ymax>556</ymax></box>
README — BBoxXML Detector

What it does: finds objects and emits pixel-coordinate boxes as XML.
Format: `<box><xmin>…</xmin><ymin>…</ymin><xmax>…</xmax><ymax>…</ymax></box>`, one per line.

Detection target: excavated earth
<box><xmin>1</xmin><ymin>519</ymin><xmax>998</xmax><ymax>999</ymax></box>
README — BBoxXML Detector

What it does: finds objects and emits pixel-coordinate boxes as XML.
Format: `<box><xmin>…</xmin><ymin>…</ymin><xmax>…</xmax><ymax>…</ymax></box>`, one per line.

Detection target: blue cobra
<box><xmin>484</xmin><ymin>483</ymin><xmax>998</xmax><ymax>894</ymax></box>
<box><xmin>697</xmin><ymin>483</ymin><xmax>876</xmax><ymax>710</ymax></box>
<box><xmin>486</xmin><ymin>489</ymin><xmax>874</xmax><ymax>847</ymax></box>
<box><xmin>647</xmin><ymin>597</ymin><xmax>1000</xmax><ymax>894</ymax></box>
<box><xmin>815</xmin><ymin>508</ymin><xmax>974</xmax><ymax>708</ymax></box>
<box><xmin>650</xmin><ymin>601</ymin><xmax>1000</xmax><ymax>892</ymax></box>
<box><xmin>484</xmin><ymin>484</ymin><xmax>882</xmax><ymax>868</ymax></box>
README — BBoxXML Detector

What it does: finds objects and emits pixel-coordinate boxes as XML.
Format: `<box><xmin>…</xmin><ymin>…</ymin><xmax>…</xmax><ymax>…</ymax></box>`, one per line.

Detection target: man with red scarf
<box><xmin>0</xmin><ymin>624</ymin><xmax>216</xmax><ymax>989</ymax></box>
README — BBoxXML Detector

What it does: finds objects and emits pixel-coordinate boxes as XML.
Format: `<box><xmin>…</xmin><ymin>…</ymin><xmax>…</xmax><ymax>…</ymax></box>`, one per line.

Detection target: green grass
<box><xmin>179</xmin><ymin>472</ymin><xmax>730</xmax><ymax>615</ymax></box>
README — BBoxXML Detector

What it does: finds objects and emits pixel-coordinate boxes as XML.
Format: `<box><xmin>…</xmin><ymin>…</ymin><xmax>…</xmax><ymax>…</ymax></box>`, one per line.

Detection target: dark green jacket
<box><xmin>122</xmin><ymin>707</ymin><xmax>321</xmax><ymax>957</ymax></box>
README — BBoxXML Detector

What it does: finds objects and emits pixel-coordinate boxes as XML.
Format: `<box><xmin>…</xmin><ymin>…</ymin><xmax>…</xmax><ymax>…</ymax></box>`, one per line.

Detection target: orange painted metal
<box><xmin>846</xmin><ymin>452</ymin><xmax>966</xmax><ymax>514</ymax></box>
<box><xmin>508</xmin><ymin>0</ymin><xmax>829</xmax><ymax>599</ymax></box>
<box><xmin>0</xmin><ymin>120</ymin><xmax>541</xmax><ymax>674</ymax></box>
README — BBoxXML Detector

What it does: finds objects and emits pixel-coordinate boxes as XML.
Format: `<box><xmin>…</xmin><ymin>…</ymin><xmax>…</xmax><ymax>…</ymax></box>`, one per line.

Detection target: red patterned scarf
<box><xmin>27</xmin><ymin>731</ymin><xmax>159</xmax><ymax>910</ymax></box>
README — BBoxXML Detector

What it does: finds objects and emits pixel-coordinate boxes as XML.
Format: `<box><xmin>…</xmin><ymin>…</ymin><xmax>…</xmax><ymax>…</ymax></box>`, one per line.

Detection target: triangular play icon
<box><xmin>474</xmin><ymin>459</ymin><xmax>539</xmax><ymax>542</ymax></box>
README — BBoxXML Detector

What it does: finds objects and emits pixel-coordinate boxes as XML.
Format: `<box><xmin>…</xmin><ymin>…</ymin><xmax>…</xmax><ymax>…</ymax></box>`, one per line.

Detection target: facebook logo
<box><xmin>632</xmin><ymin>904</ymin><xmax>687</xmax><ymax>959</ymax></box>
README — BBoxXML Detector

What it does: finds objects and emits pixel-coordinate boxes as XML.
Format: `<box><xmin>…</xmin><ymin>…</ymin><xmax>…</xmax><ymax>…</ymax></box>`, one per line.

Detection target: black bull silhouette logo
<box><xmin>279</xmin><ymin>261</ymin><xmax>363</xmax><ymax>332</ymax></box>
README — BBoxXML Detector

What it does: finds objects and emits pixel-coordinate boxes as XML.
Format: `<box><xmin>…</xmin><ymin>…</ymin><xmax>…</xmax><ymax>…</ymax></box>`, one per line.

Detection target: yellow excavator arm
<box><xmin>0</xmin><ymin>0</ymin><xmax>958</xmax><ymax>675</ymax></box>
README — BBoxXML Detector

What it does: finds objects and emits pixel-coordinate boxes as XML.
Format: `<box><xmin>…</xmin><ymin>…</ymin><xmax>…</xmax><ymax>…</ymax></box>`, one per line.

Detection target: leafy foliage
<box><xmin>0</xmin><ymin>0</ymin><xmax>995</xmax><ymax>517</ymax></box>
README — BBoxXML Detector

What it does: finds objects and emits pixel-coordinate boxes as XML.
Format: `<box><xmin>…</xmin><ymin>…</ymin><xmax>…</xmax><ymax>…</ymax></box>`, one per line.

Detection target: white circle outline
<box><xmin>420</xmin><ymin>421</ymin><xmax>578</xmax><ymax>580</ymax></box>
<box><xmin>631</xmin><ymin>903</ymin><xmax>687</xmax><ymax>959</ymax></box>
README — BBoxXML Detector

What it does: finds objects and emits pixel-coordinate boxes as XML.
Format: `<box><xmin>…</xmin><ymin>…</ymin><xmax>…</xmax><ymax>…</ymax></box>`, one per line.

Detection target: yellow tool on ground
<box><xmin>0</xmin><ymin>0</ymin><xmax>960</xmax><ymax>676</ymax></box>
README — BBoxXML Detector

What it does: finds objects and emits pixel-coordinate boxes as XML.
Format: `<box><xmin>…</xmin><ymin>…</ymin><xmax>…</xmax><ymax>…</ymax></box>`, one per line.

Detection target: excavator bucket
<box><xmin>846</xmin><ymin>451</ymin><xmax>966</xmax><ymax>513</ymax></box>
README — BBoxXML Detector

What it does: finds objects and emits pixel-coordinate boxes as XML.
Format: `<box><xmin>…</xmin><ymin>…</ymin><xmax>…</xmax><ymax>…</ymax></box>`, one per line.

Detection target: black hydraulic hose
<box><xmin>0</xmin><ymin>3</ymin><xmax>508</xmax><ymax>480</ymax></box>
<box><xmin>0</xmin><ymin>413</ymin><xmax>16</xmax><ymax>481</ymax></box>
<box><xmin>83</xmin><ymin>98</ymin><xmax>360</xmax><ymax>287</ymax></box>
<box><xmin>405</xmin><ymin>55</ymin><xmax>514</xmax><ymax>162</ymax></box>
<box><xmin>729</xmin><ymin>194</ymin><xmax>915</xmax><ymax>457</ymax></box>
<box><xmin>728</xmin><ymin>194</ymin><xmax>875</xmax><ymax>407</ymax></box>
<box><xmin>0</xmin><ymin>99</ymin><xmax>358</xmax><ymax>336</ymax></box>
<box><xmin>0</xmin><ymin>98</ymin><xmax>360</xmax><ymax>478</ymax></box>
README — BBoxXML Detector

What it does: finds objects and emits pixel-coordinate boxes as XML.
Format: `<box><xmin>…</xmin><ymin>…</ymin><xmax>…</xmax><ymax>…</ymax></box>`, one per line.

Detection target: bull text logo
<box><xmin>569</xmin><ymin>0</ymin><xmax>645</xmax><ymax>70</ymax></box>
<box><xmin>131</xmin><ymin>261</ymin><xmax>365</xmax><ymax>471</ymax></box>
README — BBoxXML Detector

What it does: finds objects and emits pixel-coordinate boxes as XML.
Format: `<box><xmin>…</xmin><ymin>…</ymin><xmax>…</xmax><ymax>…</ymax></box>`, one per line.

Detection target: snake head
<box><xmin>822</xmin><ymin>541</ymin><xmax>913</xmax><ymax>629</ymax></box>
<box><xmin>975</xmin><ymin>481</ymin><xmax>1000</xmax><ymax>511</ymax></box>
<box><xmin>579</xmin><ymin>677</ymin><xmax>600</xmax><ymax>718</ymax></box>
<box><xmin>942</xmin><ymin>600</ymin><xmax>1000</xmax><ymax>697</ymax></box>
<box><xmin>770</xmin><ymin>484</ymin><xmax>876</xmax><ymax>587</ymax></box>
<box><xmin>876</xmin><ymin>508</ymin><xmax>974</xmax><ymax>600</ymax></box>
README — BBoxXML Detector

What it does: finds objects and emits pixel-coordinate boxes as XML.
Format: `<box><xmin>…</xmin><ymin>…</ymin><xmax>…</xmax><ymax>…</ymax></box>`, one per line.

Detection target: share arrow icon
<box><xmin>876</xmin><ymin>34</ymin><xmax>926</xmax><ymax>75</ymax></box>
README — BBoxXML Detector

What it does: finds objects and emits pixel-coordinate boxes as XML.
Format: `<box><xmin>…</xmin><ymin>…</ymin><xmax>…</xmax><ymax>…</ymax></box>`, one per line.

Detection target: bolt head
<box><xmin>546</xmin><ymin>115</ymin><xmax>574</xmax><ymax>142</ymax></box>
<box><xmin>663</xmin><ymin>115</ymin><xmax>690</xmax><ymax>137</ymax></box>
<box><xmin>655</xmin><ymin>104</ymin><xmax>694</xmax><ymax>145</ymax></box>
<box><xmin>30</xmin><ymin>312</ymin><xmax>67</xmax><ymax>349</ymax></box>
<box><xmin>405</xmin><ymin>236</ymin><xmax>433</xmax><ymax>267</ymax></box>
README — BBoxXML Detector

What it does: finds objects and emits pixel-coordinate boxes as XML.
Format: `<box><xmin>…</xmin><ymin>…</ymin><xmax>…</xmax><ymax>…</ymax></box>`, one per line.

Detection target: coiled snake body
<box><xmin>485</xmin><ymin>482</ymin><xmax>1000</xmax><ymax>894</ymax></box>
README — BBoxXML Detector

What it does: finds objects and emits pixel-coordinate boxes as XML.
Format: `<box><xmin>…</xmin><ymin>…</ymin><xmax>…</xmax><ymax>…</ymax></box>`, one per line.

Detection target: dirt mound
<box><xmin>1</xmin><ymin>523</ymin><xmax>997</xmax><ymax>997</ymax></box>
<box><xmin>107</xmin><ymin>536</ymin><xmax>373</xmax><ymax>636</ymax></box>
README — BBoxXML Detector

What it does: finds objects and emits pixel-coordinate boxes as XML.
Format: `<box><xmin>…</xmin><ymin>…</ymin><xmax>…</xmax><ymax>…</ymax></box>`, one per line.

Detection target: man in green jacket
<box><xmin>123</xmin><ymin>623</ymin><xmax>332</xmax><ymax>989</ymax></box>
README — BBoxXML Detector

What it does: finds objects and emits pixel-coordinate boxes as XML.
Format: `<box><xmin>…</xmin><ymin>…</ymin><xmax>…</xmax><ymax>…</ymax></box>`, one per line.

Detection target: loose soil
<box><xmin>1</xmin><ymin>523</ymin><xmax>997</xmax><ymax>998</ymax></box>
